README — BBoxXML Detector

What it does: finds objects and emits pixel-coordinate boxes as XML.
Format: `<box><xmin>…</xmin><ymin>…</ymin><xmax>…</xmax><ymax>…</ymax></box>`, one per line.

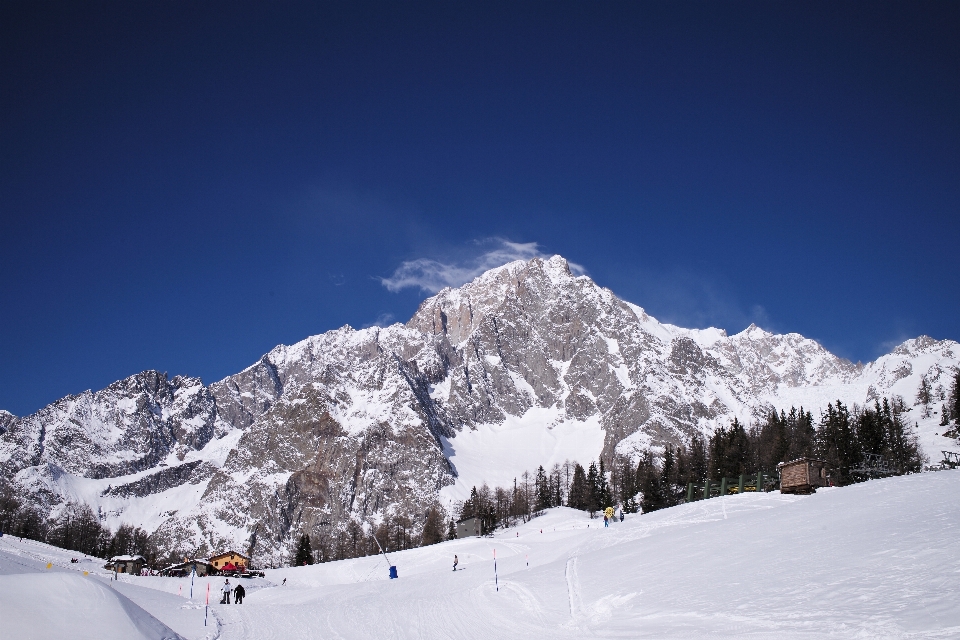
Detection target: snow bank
<box><xmin>0</xmin><ymin>572</ymin><xmax>184</xmax><ymax>640</ymax></box>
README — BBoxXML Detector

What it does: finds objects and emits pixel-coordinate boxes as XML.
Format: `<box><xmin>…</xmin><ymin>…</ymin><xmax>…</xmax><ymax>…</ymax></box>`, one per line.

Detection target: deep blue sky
<box><xmin>2</xmin><ymin>2</ymin><xmax>958</xmax><ymax>416</ymax></box>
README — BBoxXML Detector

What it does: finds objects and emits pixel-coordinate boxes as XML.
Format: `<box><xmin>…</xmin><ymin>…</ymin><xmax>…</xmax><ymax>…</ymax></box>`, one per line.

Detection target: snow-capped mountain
<box><xmin>1</xmin><ymin>256</ymin><xmax>956</xmax><ymax>564</ymax></box>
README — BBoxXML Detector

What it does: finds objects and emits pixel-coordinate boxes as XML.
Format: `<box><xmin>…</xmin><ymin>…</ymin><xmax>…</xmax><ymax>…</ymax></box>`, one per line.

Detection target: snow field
<box><xmin>2</xmin><ymin>469</ymin><xmax>959</xmax><ymax>638</ymax></box>
<box><xmin>439</xmin><ymin>407</ymin><xmax>606</xmax><ymax>503</ymax></box>
<box><xmin>0</xmin><ymin>536</ymin><xmax>268</xmax><ymax>640</ymax></box>
<box><xmin>218</xmin><ymin>471</ymin><xmax>960</xmax><ymax>639</ymax></box>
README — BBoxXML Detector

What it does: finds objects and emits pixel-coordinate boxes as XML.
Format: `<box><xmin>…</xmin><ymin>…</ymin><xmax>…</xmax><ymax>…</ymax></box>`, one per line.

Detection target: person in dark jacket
<box><xmin>234</xmin><ymin>583</ymin><xmax>246</xmax><ymax>604</ymax></box>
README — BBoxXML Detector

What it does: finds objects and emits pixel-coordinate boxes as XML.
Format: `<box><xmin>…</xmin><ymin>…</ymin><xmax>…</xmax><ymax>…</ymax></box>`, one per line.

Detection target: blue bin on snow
<box><xmin>389</xmin><ymin>566</ymin><xmax>398</xmax><ymax>579</ymax></box>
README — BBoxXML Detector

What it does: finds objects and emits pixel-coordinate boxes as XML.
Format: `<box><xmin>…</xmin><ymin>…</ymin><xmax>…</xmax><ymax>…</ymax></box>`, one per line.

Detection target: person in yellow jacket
<box><xmin>604</xmin><ymin>506</ymin><xmax>614</xmax><ymax>526</ymax></box>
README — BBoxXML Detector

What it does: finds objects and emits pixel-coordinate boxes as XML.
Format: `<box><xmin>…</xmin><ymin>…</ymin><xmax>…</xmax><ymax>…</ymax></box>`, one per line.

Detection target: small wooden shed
<box><xmin>159</xmin><ymin>559</ymin><xmax>215</xmax><ymax>577</ymax></box>
<box><xmin>105</xmin><ymin>555</ymin><xmax>146</xmax><ymax>575</ymax></box>
<box><xmin>778</xmin><ymin>458</ymin><xmax>829</xmax><ymax>494</ymax></box>
<box><xmin>455</xmin><ymin>517</ymin><xmax>480</xmax><ymax>539</ymax></box>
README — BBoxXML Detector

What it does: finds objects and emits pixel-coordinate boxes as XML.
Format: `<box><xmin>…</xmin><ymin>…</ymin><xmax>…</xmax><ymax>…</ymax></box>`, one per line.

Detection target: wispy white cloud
<box><xmin>380</xmin><ymin>238</ymin><xmax>585</xmax><ymax>293</ymax></box>
<box><xmin>362</xmin><ymin>313</ymin><xmax>397</xmax><ymax>329</ymax></box>
<box><xmin>617</xmin><ymin>266</ymin><xmax>775</xmax><ymax>335</ymax></box>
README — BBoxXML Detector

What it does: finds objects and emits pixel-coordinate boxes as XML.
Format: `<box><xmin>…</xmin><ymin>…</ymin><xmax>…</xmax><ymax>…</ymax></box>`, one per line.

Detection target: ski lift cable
<box><xmin>371</xmin><ymin>532</ymin><xmax>392</xmax><ymax>567</ymax></box>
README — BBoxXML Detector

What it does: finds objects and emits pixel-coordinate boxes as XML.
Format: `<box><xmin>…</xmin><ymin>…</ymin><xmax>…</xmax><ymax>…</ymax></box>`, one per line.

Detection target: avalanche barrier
<box><xmin>685</xmin><ymin>472</ymin><xmax>777</xmax><ymax>502</ymax></box>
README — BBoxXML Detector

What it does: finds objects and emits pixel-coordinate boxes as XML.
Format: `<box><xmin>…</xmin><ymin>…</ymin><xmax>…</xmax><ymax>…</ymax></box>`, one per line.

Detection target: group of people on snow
<box><xmin>603</xmin><ymin>504</ymin><xmax>626</xmax><ymax>527</ymax></box>
<box><xmin>220</xmin><ymin>579</ymin><xmax>246</xmax><ymax>604</ymax></box>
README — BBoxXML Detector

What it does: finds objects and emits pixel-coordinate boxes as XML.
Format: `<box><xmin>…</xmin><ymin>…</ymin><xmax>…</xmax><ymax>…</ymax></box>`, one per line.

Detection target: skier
<box><xmin>620</xmin><ymin>509</ymin><xmax>625</xmax><ymax>523</ymax></box>
<box><xmin>281</xmin><ymin>578</ymin><xmax>286</xmax><ymax>586</ymax></box>
<box><xmin>233</xmin><ymin>583</ymin><xmax>246</xmax><ymax>604</ymax></box>
<box><xmin>603</xmin><ymin>514</ymin><xmax>609</xmax><ymax>527</ymax></box>
<box><xmin>221</xmin><ymin>579</ymin><xmax>231</xmax><ymax>604</ymax></box>
<box><xmin>452</xmin><ymin>555</ymin><xmax>459</xmax><ymax>571</ymax></box>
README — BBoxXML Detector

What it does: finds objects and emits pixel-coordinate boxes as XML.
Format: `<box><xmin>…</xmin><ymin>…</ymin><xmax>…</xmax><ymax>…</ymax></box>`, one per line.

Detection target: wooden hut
<box><xmin>455</xmin><ymin>517</ymin><xmax>480</xmax><ymax>539</ymax></box>
<box><xmin>778</xmin><ymin>458</ymin><xmax>829</xmax><ymax>494</ymax></box>
<box><xmin>158</xmin><ymin>559</ymin><xmax>215</xmax><ymax>577</ymax></box>
<box><xmin>105</xmin><ymin>555</ymin><xmax>146</xmax><ymax>575</ymax></box>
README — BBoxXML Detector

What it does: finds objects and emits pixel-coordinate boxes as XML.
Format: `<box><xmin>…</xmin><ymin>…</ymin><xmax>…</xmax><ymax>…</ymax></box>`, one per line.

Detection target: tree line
<box><xmin>932</xmin><ymin>368</ymin><xmax>960</xmax><ymax>431</ymax></box>
<box><xmin>292</xmin><ymin>460</ymin><xmax>622</xmax><ymax>566</ymax></box>
<box><xmin>0</xmin><ymin>486</ymin><xmax>156</xmax><ymax>563</ymax></box>
<box><xmin>290</xmin><ymin>506</ymin><xmax>450</xmax><ymax>567</ymax></box>
<box><xmin>636</xmin><ymin>395</ymin><xmax>928</xmax><ymax>515</ymax></box>
<box><xmin>456</xmin><ymin>459</ymin><xmax>621</xmax><ymax>533</ymax></box>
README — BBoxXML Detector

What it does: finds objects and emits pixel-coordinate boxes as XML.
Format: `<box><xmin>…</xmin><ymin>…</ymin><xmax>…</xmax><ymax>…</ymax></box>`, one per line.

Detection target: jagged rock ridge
<box><xmin>0</xmin><ymin>256</ymin><xmax>956</xmax><ymax>564</ymax></box>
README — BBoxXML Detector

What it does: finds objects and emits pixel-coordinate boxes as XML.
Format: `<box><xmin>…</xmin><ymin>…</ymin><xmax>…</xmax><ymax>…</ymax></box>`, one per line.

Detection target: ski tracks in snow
<box><xmin>565</xmin><ymin>556</ymin><xmax>585</xmax><ymax>622</ymax></box>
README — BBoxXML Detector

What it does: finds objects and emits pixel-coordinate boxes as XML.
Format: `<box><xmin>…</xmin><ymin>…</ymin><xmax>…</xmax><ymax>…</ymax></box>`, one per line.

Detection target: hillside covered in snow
<box><xmin>2</xmin><ymin>469</ymin><xmax>959</xmax><ymax>638</ymax></box>
<box><xmin>0</xmin><ymin>255</ymin><xmax>957</xmax><ymax>563</ymax></box>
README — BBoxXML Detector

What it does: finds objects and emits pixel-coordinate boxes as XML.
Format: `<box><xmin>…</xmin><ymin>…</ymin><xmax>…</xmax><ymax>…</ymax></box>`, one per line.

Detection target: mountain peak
<box><xmin>3</xmin><ymin>254</ymin><xmax>957</xmax><ymax>567</ymax></box>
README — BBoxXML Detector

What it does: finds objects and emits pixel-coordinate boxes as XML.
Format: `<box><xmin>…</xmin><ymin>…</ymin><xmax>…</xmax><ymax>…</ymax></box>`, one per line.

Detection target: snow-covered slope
<box><xmin>1</xmin><ymin>255</ymin><xmax>957</xmax><ymax>564</ymax></box>
<box><xmin>4</xmin><ymin>470</ymin><xmax>958</xmax><ymax>638</ymax></box>
<box><xmin>0</xmin><ymin>559</ymin><xmax>187</xmax><ymax>640</ymax></box>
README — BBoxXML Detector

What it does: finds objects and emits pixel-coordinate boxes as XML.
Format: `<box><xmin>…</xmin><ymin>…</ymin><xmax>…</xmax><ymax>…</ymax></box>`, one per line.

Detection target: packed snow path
<box><xmin>2</xmin><ymin>469</ymin><xmax>959</xmax><ymax>638</ymax></box>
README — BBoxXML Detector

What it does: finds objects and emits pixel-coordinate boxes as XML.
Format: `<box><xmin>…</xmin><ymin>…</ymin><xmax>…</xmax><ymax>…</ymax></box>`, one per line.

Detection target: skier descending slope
<box><xmin>452</xmin><ymin>555</ymin><xmax>458</xmax><ymax>571</ymax></box>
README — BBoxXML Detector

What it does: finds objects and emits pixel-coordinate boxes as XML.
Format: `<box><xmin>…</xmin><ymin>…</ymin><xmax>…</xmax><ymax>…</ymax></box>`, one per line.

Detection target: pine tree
<box><xmin>421</xmin><ymin>508</ymin><xmax>445</xmax><ymax>546</ymax></box>
<box><xmin>709</xmin><ymin>418</ymin><xmax>752</xmax><ymax>481</ymax></box>
<box><xmin>535</xmin><ymin>465</ymin><xmax>551</xmax><ymax>510</ymax></box>
<box><xmin>786</xmin><ymin>408</ymin><xmax>816</xmax><ymax>461</ymax></box>
<box><xmin>949</xmin><ymin>369</ymin><xmax>960</xmax><ymax>427</ymax></box>
<box><xmin>940</xmin><ymin>404</ymin><xmax>951</xmax><ymax>427</ymax></box>
<box><xmin>598</xmin><ymin>459</ymin><xmax>612</xmax><ymax>509</ymax></box>
<box><xmin>638</xmin><ymin>452</ymin><xmax>664</xmax><ymax>513</ymax></box>
<box><xmin>567</xmin><ymin>464</ymin><xmax>589</xmax><ymax>510</ymax></box>
<box><xmin>672</xmin><ymin>445</ymin><xmax>688</xmax><ymax>500</ymax></box>
<box><xmin>856</xmin><ymin>403</ymin><xmax>885</xmax><ymax>456</ymax></box>
<box><xmin>294</xmin><ymin>533</ymin><xmax>313</xmax><ymax>566</ymax></box>
<box><xmin>612</xmin><ymin>456</ymin><xmax>638</xmax><ymax>512</ymax></box>
<box><xmin>460</xmin><ymin>486</ymin><xmax>479</xmax><ymax>521</ymax></box>
<box><xmin>547</xmin><ymin>464</ymin><xmax>562</xmax><ymax>508</ymax></box>
<box><xmin>916</xmin><ymin>374</ymin><xmax>933</xmax><ymax>418</ymax></box>
<box><xmin>708</xmin><ymin>426</ymin><xmax>727</xmax><ymax>481</ymax></box>
<box><xmin>446</xmin><ymin>520</ymin><xmax>456</xmax><ymax>541</ymax></box>
<box><xmin>688</xmin><ymin>434</ymin><xmax>708</xmax><ymax>484</ymax></box>
<box><xmin>585</xmin><ymin>462</ymin><xmax>601</xmax><ymax>515</ymax></box>
<box><xmin>757</xmin><ymin>410</ymin><xmax>789</xmax><ymax>473</ymax></box>
<box><xmin>723</xmin><ymin>418</ymin><xmax>752</xmax><ymax>478</ymax></box>
<box><xmin>817</xmin><ymin>401</ymin><xmax>858</xmax><ymax>485</ymax></box>
<box><xmin>660</xmin><ymin>445</ymin><xmax>676</xmax><ymax>506</ymax></box>
<box><xmin>884</xmin><ymin>397</ymin><xmax>926</xmax><ymax>473</ymax></box>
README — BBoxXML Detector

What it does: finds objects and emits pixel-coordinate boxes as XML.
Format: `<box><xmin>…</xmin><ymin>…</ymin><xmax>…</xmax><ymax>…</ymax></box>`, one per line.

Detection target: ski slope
<box><xmin>3</xmin><ymin>469</ymin><xmax>959</xmax><ymax>638</ymax></box>
<box><xmin>0</xmin><ymin>548</ymin><xmax>186</xmax><ymax>640</ymax></box>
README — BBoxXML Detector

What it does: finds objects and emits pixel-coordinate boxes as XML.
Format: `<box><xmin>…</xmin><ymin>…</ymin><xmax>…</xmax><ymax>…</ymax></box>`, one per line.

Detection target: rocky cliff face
<box><xmin>1</xmin><ymin>256</ymin><xmax>957</xmax><ymax>565</ymax></box>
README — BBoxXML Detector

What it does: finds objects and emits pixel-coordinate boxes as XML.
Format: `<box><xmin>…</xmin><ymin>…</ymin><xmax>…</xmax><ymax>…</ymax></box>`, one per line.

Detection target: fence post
<box><xmin>756</xmin><ymin>471</ymin><xmax>763</xmax><ymax>492</ymax></box>
<box><xmin>703</xmin><ymin>479</ymin><xmax>710</xmax><ymax>500</ymax></box>
<box><xmin>738</xmin><ymin>474</ymin><xmax>744</xmax><ymax>494</ymax></box>
<box><xmin>720</xmin><ymin>477</ymin><xmax>728</xmax><ymax>496</ymax></box>
<box><xmin>687</xmin><ymin>483</ymin><xmax>694</xmax><ymax>503</ymax></box>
